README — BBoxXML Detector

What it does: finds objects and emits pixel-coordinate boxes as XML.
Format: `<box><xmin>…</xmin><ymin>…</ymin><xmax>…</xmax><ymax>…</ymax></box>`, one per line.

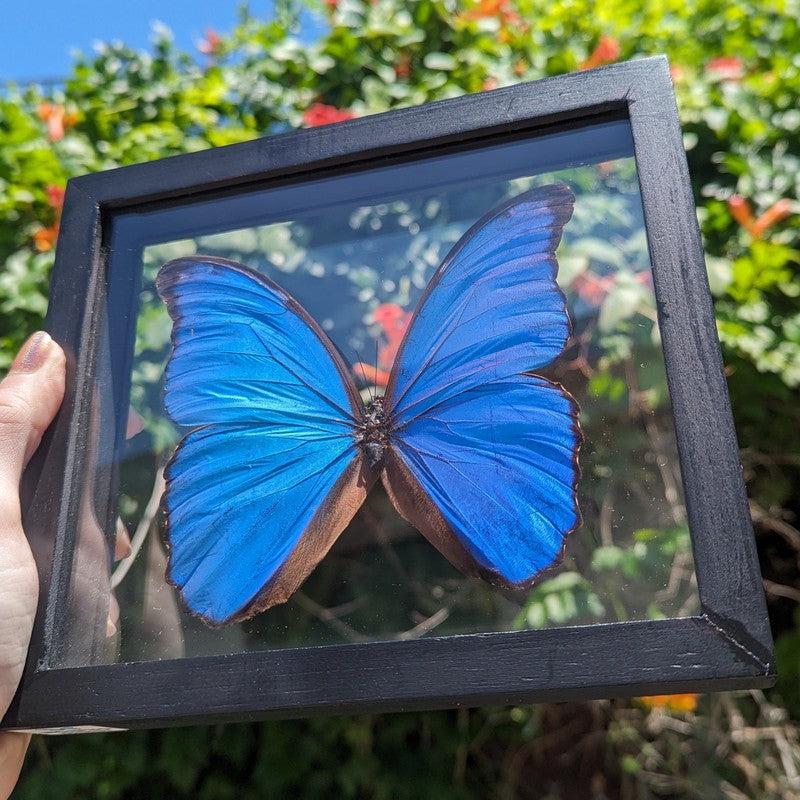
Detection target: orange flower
<box><xmin>303</xmin><ymin>102</ymin><xmax>356</xmax><ymax>127</ymax></box>
<box><xmin>352</xmin><ymin>363</ymin><xmax>392</xmax><ymax>389</ymax></box>
<box><xmin>37</xmin><ymin>103</ymin><xmax>77</xmax><ymax>142</ymax></box>
<box><xmin>33</xmin><ymin>224</ymin><xmax>59</xmax><ymax>252</ymax></box>
<box><xmin>670</xmin><ymin>63</ymin><xmax>686</xmax><ymax>83</ymax></box>
<box><xmin>459</xmin><ymin>0</ymin><xmax>524</xmax><ymax>28</ymax></box>
<box><xmin>596</xmin><ymin>160</ymin><xmax>614</xmax><ymax>177</ymax></box>
<box><xmin>752</xmin><ymin>198</ymin><xmax>792</xmax><ymax>237</ymax></box>
<box><xmin>728</xmin><ymin>195</ymin><xmax>792</xmax><ymax>238</ymax></box>
<box><xmin>728</xmin><ymin>194</ymin><xmax>755</xmax><ymax>232</ymax></box>
<box><xmin>197</xmin><ymin>29</ymin><xmax>222</xmax><ymax>56</ymax></box>
<box><xmin>580</xmin><ymin>36</ymin><xmax>621</xmax><ymax>71</ymax></box>
<box><xmin>513</xmin><ymin>59</ymin><xmax>527</xmax><ymax>77</ymax></box>
<box><xmin>372</xmin><ymin>303</ymin><xmax>411</xmax><ymax>347</ymax></box>
<box><xmin>395</xmin><ymin>53</ymin><xmax>412</xmax><ymax>79</ymax></box>
<box><xmin>639</xmin><ymin>693</ymin><xmax>699</xmax><ymax>713</ymax></box>
<box><xmin>33</xmin><ymin>183</ymin><xmax>65</xmax><ymax>252</ymax></box>
<box><xmin>706</xmin><ymin>56</ymin><xmax>743</xmax><ymax>81</ymax></box>
<box><xmin>460</xmin><ymin>0</ymin><xmax>503</xmax><ymax>18</ymax></box>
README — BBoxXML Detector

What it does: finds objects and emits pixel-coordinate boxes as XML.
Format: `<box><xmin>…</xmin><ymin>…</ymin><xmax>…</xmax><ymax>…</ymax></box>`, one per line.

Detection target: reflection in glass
<box><xmin>66</xmin><ymin>120</ymin><xmax>699</xmax><ymax>666</ymax></box>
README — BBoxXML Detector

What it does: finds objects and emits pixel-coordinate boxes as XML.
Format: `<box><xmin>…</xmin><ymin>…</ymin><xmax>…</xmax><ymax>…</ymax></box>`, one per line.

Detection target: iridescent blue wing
<box><xmin>383</xmin><ymin>185</ymin><xmax>580</xmax><ymax>587</ymax></box>
<box><xmin>156</xmin><ymin>258</ymin><xmax>373</xmax><ymax>625</ymax></box>
<box><xmin>383</xmin><ymin>376</ymin><xmax>580</xmax><ymax>586</ymax></box>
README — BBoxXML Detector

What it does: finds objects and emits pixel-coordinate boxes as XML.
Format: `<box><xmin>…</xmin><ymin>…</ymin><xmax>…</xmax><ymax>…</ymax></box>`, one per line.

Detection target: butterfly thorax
<box><xmin>355</xmin><ymin>396</ymin><xmax>391</xmax><ymax>469</ymax></box>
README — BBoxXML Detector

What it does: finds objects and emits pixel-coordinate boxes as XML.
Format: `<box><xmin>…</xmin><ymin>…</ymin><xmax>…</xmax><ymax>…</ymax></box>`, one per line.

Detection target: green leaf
<box><xmin>423</xmin><ymin>52</ymin><xmax>456</xmax><ymax>71</ymax></box>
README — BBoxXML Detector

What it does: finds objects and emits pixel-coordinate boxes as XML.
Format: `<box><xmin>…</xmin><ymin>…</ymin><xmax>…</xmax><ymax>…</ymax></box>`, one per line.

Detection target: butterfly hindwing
<box><xmin>157</xmin><ymin>258</ymin><xmax>374</xmax><ymax>624</ymax></box>
<box><xmin>384</xmin><ymin>375</ymin><xmax>580</xmax><ymax>587</ymax></box>
<box><xmin>383</xmin><ymin>185</ymin><xmax>580</xmax><ymax>587</ymax></box>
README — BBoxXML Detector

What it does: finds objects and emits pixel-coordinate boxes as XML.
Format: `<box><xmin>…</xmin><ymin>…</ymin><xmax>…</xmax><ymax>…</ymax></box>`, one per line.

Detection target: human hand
<box><xmin>0</xmin><ymin>332</ymin><xmax>66</xmax><ymax>799</ymax></box>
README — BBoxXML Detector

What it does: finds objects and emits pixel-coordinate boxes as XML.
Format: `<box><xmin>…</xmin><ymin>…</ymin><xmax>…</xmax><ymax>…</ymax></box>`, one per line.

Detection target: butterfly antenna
<box><xmin>374</xmin><ymin>337</ymin><xmax>381</xmax><ymax>398</ymax></box>
<box><xmin>353</xmin><ymin>343</ymin><xmax>375</xmax><ymax>403</ymax></box>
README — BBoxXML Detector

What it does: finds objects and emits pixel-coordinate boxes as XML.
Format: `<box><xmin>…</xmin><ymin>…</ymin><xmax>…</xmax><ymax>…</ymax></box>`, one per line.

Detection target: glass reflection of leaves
<box><xmin>114</xmin><ymin>159</ymin><xmax>697</xmax><ymax>657</ymax></box>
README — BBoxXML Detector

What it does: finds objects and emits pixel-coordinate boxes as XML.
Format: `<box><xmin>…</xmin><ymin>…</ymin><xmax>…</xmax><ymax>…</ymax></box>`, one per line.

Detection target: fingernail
<box><xmin>11</xmin><ymin>331</ymin><xmax>52</xmax><ymax>373</ymax></box>
<box><xmin>125</xmin><ymin>407</ymin><xmax>145</xmax><ymax>439</ymax></box>
<box><xmin>115</xmin><ymin>518</ymin><xmax>132</xmax><ymax>560</ymax></box>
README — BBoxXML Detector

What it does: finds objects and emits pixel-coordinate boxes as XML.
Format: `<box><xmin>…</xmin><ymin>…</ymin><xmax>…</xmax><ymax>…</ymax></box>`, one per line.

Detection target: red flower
<box><xmin>706</xmin><ymin>56</ymin><xmax>743</xmax><ymax>81</ymax></box>
<box><xmin>303</xmin><ymin>103</ymin><xmax>356</xmax><ymax>127</ymax></box>
<box><xmin>197</xmin><ymin>29</ymin><xmax>222</xmax><ymax>57</ymax></box>
<box><xmin>572</xmin><ymin>272</ymin><xmax>615</xmax><ymax>306</ymax></box>
<box><xmin>580</xmin><ymin>36</ymin><xmax>621</xmax><ymax>71</ymax></box>
<box><xmin>37</xmin><ymin>103</ymin><xmax>77</xmax><ymax>142</ymax></box>
<box><xmin>352</xmin><ymin>303</ymin><xmax>412</xmax><ymax>388</ymax></box>
<box><xmin>46</xmin><ymin>184</ymin><xmax>65</xmax><ymax>211</ymax></box>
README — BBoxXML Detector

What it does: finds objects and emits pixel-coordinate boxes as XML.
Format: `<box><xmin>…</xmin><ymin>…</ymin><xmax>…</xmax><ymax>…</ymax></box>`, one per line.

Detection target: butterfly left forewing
<box><xmin>157</xmin><ymin>257</ymin><xmax>374</xmax><ymax>624</ymax></box>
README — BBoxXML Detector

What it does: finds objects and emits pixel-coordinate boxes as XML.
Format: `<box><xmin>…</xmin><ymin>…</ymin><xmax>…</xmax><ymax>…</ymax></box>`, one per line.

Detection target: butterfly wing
<box><xmin>382</xmin><ymin>185</ymin><xmax>580</xmax><ymax>587</ymax></box>
<box><xmin>156</xmin><ymin>257</ymin><xmax>373</xmax><ymax>624</ymax></box>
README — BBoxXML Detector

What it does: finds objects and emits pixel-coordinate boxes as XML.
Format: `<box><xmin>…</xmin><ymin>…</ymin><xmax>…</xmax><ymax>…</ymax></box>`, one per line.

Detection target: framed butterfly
<box><xmin>155</xmin><ymin>183</ymin><xmax>581</xmax><ymax>625</ymax></box>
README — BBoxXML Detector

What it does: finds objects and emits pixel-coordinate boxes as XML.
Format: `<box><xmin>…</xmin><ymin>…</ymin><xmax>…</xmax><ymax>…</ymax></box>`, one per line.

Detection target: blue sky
<box><xmin>1</xmin><ymin>1</ymin><xmax>309</xmax><ymax>83</ymax></box>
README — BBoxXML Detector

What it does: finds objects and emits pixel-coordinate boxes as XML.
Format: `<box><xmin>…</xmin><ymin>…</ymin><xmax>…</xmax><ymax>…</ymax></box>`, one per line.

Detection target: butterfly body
<box><xmin>354</xmin><ymin>396</ymin><xmax>392</xmax><ymax>469</ymax></box>
<box><xmin>156</xmin><ymin>184</ymin><xmax>581</xmax><ymax>625</ymax></box>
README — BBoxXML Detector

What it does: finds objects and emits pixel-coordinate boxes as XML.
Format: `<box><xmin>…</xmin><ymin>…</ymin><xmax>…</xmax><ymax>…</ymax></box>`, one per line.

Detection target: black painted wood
<box><xmin>2</xmin><ymin>56</ymin><xmax>774</xmax><ymax>732</ymax></box>
<box><xmin>8</xmin><ymin>618</ymin><xmax>773</xmax><ymax>730</ymax></box>
<box><xmin>627</xmin><ymin>59</ymin><xmax>772</xmax><ymax>666</ymax></box>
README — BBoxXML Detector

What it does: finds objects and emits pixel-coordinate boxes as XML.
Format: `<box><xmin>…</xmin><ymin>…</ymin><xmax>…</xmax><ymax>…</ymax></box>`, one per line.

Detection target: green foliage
<box><xmin>3</xmin><ymin>0</ymin><xmax>800</xmax><ymax>797</ymax></box>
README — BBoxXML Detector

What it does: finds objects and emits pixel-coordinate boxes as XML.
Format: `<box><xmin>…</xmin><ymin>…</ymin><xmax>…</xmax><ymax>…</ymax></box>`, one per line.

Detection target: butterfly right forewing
<box><xmin>381</xmin><ymin>185</ymin><xmax>582</xmax><ymax>589</ymax></box>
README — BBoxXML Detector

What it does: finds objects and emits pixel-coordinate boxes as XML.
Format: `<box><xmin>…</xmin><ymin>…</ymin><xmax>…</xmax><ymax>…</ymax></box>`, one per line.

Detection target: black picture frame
<box><xmin>3</xmin><ymin>56</ymin><xmax>774</xmax><ymax>733</ymax></box>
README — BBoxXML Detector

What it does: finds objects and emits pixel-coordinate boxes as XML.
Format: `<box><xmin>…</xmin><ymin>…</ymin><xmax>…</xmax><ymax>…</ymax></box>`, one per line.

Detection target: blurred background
<box><xmin>1</xmin><ymin>0</ymin><xmax>799</xmax><ymax>797</ymax></box>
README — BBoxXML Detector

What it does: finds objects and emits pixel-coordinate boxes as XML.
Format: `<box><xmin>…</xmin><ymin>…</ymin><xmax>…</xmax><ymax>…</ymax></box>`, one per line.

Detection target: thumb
<box><xmin>0</xmin><ymin>331</ymin><xmax>65</xmax><ymax>709</ymax></box>
<box><xmin>0</xmin><ymin>331</ymin><xmax>66</xmax><ymax>507</ymax></box>
<box><xmin>0</xmin><ymin>333</ymin><xmax>64</xmax><ymax>796</ymax></box>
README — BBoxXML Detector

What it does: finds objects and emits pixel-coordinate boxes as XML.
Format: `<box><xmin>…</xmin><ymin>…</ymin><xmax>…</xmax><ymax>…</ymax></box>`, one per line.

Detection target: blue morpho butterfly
<box><xmin>155</xmin><ymin>183</ymin><xmax>581</xmax><ymax>625</ymax></box>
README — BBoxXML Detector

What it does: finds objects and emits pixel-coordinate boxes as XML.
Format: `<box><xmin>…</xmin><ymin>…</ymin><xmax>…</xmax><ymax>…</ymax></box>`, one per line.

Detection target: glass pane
<box><xmin>57</xmin><ymin>117</ymin><xmax>699</xmax><ymax>667</ymax></box>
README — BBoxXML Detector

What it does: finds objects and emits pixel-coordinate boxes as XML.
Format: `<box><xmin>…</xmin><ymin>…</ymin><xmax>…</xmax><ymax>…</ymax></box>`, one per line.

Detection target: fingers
<box><xmin>0</xmin><ymin>330</ymin><xmax>65</xmax><ymax>682</ymax></box>
<box><xmin>0</xmin><ymin>732</ymin><xmax>31</xmax><ymax>800</ymax></box>
<box><xmin>0</xmin><ymin>332</ymin><xmax>66</xmax><ymax>517</ymax></box>
<box><xmin>0</xmin><ymin>334</ymin><xmax>65</xmax><ymax>785</ymax></box>
<box><xmin>114</xmin><ymin>519</ymin><xmax>131</xmax><ymax>561</ymax></box>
